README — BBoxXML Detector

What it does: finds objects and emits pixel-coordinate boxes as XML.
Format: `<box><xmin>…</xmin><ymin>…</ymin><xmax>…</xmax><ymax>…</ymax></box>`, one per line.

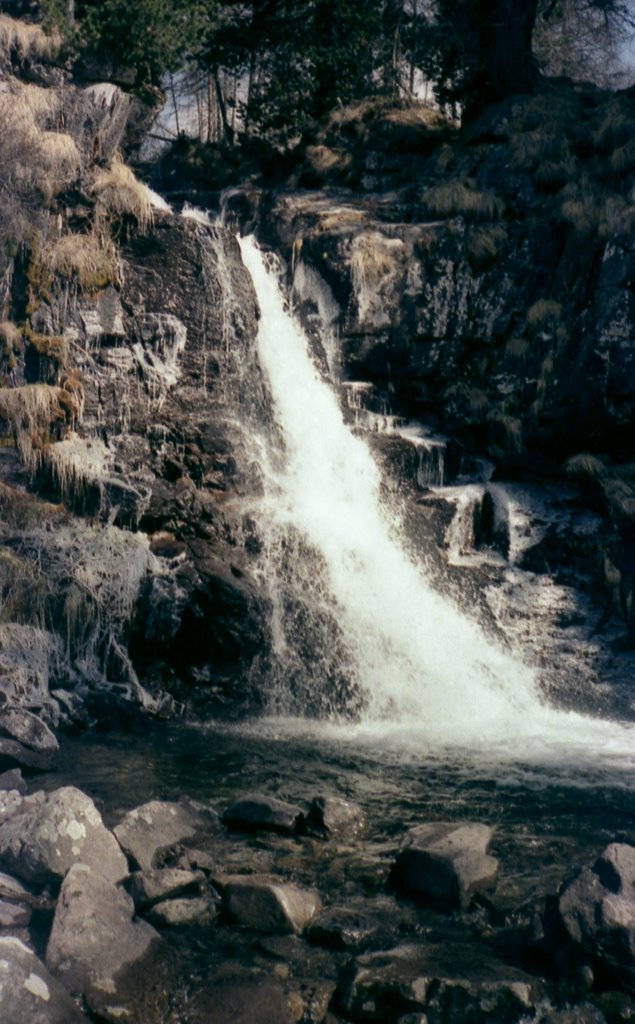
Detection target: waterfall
<box><xmin>238</xmin><ymin>235</ymin><xmax>635</xmax><ymax>763</ymax></box>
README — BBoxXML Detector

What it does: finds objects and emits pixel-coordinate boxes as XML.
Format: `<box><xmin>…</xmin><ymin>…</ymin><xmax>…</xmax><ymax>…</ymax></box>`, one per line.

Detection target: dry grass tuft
<box><xmin>36</xmin><ymin>233</ymin><xmax>120</xmax><ymax>293</ymax></box>
<box><xmin>0</xmin><ymin>14</ymin><xmax>61</xmax><ymax>63</ymax></box>
<box><xmin>423</xmin><ymin>181</ymin><xmax>504</xmax><ymax>221</ymax></box>
<box><xmin>560</xmin><ymin>183</ymin><xmax>635</xmax><ymax>239</ymax></box>
<box><xmin>0</xmin><ymin>383</ymin><xmax>64</xmax><ymax>469</ymax></box>
<box><xmin>91</xmin><ymin>155</ymin><xmax>154</xmax><ymax>233</ymax></box>
<box><xmin>0</xmin><ymin>82</ymin><xmax>79</xmax><ymax>196</ymax></box>
<box><xmin>609</xmin><ymin>140</ymin><xmax>635</xmax><ymax>176</ymax></box>
<box><xmin>351</xmin><ymin>231</ymin><xmax>402</xmax><ymax>290</ymax></box>
<box><xmin>466</xmin><ymin>225</ymin><xmax>507</xmax><ymax>270</ymax></box>
<box><xmin>0</xmin><ymin>321</ymin><xmax>21</xmax><ymax>352</ymax></box>
<box><xmin>594</xmin><ymin>103</ymin><xmax>633</xmax><ymax>153</ymax></box>
<box><xmin>320</xmin><ymin>208</ymin><xmax>367</xmax><ymax>232</ymax></box>
<box><xmin>505</xmin><ymin>337</ymin><xmax>530</xmax><ymax>363</ymax></box>
<box><xmin>305</xmin><ymin>145</ymin><xmax>352</xmax><ymax>178</ymax></box>
<box><xmin>468</xmin><ymin>389</ymin><xmax>489</xmax><ymax>417</ymax></box>
<box><xmin>566</xmin><ymin>452</ymin><xmax>607</xmax><ymax>479</ymax></box>
<box><xmin>526</xmin><ymin>299</ymin><xmax>563</xmax><ymax>328</ymax></box>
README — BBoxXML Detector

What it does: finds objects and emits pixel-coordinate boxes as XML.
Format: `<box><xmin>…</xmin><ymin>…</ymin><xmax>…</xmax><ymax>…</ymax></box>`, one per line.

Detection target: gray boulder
<box><xmin>0</xmin><ymin>936</ymin><xmax>89</xmax><ymax>1022</ymax></box>
<box><xmin>0</xmin><ymin>785</ymin><xmax>128</xmax><ymax>885</ymax></box>
<box><xmin>224</xmin><ymin>875</ymin><xmax>322</xmax><ymax>934</ymax></box>
<box><xmin>147</xmin><ymin>896</ymin><xmax>217</xmax><ymax>928</ymax></box>
<box><xmin>185</xmin><ymin>970</ymin><xmax>292</xmax><ymax>1024</ymax></box>
<box><xmin>0</xmin><ymin>708</ymin><xmax>59</xmax><ymax>770</ymax></box>
<box><xmin>113</xmin><ymin>798</ymin><xmax>220</xmax><ymax>871</ymax></box>
<box><xmin>393</xmin><ymin>822</ymin><xmax>499</xmax><ymax>910</ymax></box>
<box><xmin>0</xmin><ymin>870</ymin><xmax>36</xmax><ymax>927</ymax></box>
<box><xmin>126</xmin><ymin>866</ymin><xmax>206</xmax><ymax>909</ymax></box>
<box><xmin>558</xmin><ymin>843</ymin><xmax>635</xmax><ymax>990</ymax></box>
<box><xmin>337</xmin><ymin>943</ymin><xmax>538</xmax><ymax>1024</ymax></box>
<box><xmin>303</xmin><ymin>795</ymin><xmax>366</xmax><ymax>839</ymax></box>
<box><xmin>46</xmin><ymin>863</ymin><xmax>162</xmax><ymax>1022</ymax></box>
<box><xmin>307</xmin><ymin>902</ymin><xmax>397</xmax><ymax>952</ymax></box>
<box><xmin>0</xmin><ymin>768</ymin><xmax>26</xmax><ymax>794</ymax></box>
<box><xmin>223</xmin><ymin>794</ymin><xmax>304</xmax><ymax>835</ymax></box>
<box><xmin>0</xmin><ymin>788</ymin><xmax>23</xmax><ymax>825</ymax></box>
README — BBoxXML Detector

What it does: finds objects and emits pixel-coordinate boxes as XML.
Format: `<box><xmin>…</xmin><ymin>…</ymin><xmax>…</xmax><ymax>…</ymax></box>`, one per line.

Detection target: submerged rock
<box><xmin>147</xmin><ymin>895</ymin><xmax>217</xmax><ymax>928</ymax></box>
<box><xmin>46</xmin><ymin>863</ymin><xmax>162</xmax><ymax>1022</ymax></box>
<box><xmin>126</xmin><ymin>866</ymin><xmax>207</xmax><ymax>909</ymax></box>
<box><xmin>223</xmin><ymin>794</ymin><xmax>304</xmax><ymax>835</ymax></box>
<box><xmin>185</xmin><ymin>969</ymin><xmax>293</xmax><ymax>1024</ymax></box>
<box><xmin>0</xmin><ymin>936</ymin><xmax>89</xmax><ymax>1023</ymax></box>
<box><xmin>303</xmin><ymin>795</ymin><xmax>367</xmax><ymax>839</ymax></box>
<box><xmin>557</xmin><ymin>843</ymin><xmax>635</xmax><ymax>991</ymax></box>
<box><xmin>223</xmin><ymin>875</ymin><xmax>323</xmax><ymax>934</ymax></box>
<box><xmin>113</xmin><ymin>797</ymin><xmax>221</xmax><ymax>871</ymax></box>
<box><xmin>393</xmin><ymin>822</ymin><xmax>499</xmax><ymax>911</ymax></box>
<box><xmin>307</xmin><ymin>903</ymin><xmax>396</xmax><ymax>952</ymax></box>
<box><xmin>337</xmin><ymin>943</ymin><xmax>538</xmax><ymax>1024</ymax></box>
<box><xmin>0</xmin><ymin>785</ymin><xmax>127</xmax><ymax>885</ymax></box>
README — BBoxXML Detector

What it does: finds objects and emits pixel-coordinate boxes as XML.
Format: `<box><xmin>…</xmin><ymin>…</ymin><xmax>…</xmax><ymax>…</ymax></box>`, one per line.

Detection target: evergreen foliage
<box><xmin>41</xmin><ymin>0</ymin><xmax>634</xmax><ymax>134</ymax></box>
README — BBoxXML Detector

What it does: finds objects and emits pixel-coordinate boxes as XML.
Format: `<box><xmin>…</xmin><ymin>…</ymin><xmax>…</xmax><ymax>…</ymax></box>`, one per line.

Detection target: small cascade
<box><xmin>444</xmin><ymin>485</ymin><xmax>510</xmax><ymax>565</ymax></box>
<box><xmin>292</xmin><ymin>259</ymin><xmax>341</xmax><ymax>379</ymax></box>
<box><xmin>341</xmin><ymin>381</ymin><xmax>447</xmax><ymax>488</ymax></box>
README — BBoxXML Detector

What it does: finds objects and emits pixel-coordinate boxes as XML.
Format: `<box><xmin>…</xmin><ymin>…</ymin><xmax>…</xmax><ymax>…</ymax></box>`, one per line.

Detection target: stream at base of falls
<box><xmin>46</xmin><ymin>719</ymin><xmax>635</xmax><ymax>905</ymax></box>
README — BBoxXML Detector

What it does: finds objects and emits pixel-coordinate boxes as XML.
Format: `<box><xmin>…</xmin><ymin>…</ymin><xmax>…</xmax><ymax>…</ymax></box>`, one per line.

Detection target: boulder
<box><xmin>393</xmin><ymin>822</ymin><xmax>499</xmax><ymax>910</ymax></box>
<box><xmin>185</xmin><ymin>970</ymin><xmax>293</xmax><ymax>1024</ymax></box>
<box><xmin>126</xmin><ymin>867</ymin><xmax>207</xmax><ymax>909</ymax></box>
<box><xmin>307</xmin><ymin>903</ymin><xmax>396</xmax><ymax>952</ymax></box>
<box><xmin>557</xmin><ymin>843</ymin><xmax>635</xmax><ymax>990</ymax></box>
<box><xmin>337</xmin><ymin>943</ymin><xmax>538</xmax><ymax>1024</ymax></box>
<box><xmin>223</xmin><ymin>794</ymin><xmax>304</xmax><ymax>835</ymax></box>
<box><xmin>303</xmin><ymin>795</ymin><xmax>366</xmax><ymax>839</ymax></box>
<box><xmin>0</xmin><ymin>768</ymin><xmax>26</xmax><ymax>794</ymax></box>
<box><xmin>0</xmin><ymin>785</ymin><xmax>128</xmax><ymax>885</ymax></box>
<box><xmin>0</xmin><ymin>936</ymin><xmax>89</xmax><ymax>1023</ymax></box>
<box><xmin>0</xmin><ymin>870</ymin><xmax>36</xmax><ymax>926</ymax></box>
<box><xmin>0</xmin><ymin>898</ymin><xmax>31</xmax><ymax>927</ymax></box>
<box><xmin>0</xmin><ymin>708</ymin><xmax>58</xmax><ymax>769</ymax></box>
<box><xmin>46</xmin><ymin>863</ymin><xmax>162</xmax><ymax>1022</ymax></box>
<box><xmin>147</xmin><ymin>896</ymin><xmax>217</xmax><ymax>928</ymax></box>
<box><xmin>224</xmin><ymin>875</ymin><xmax>322</xmax><ymax>934</ymax></box>
<box><xmin>113</xmin><ymin>798</ymin><xmax>221</xmax><ymax>871</ymax></box>
<box><xmin>0</xmin><ymin>787</ymin><xmax>23</xmax><ymax>824</ymax></box>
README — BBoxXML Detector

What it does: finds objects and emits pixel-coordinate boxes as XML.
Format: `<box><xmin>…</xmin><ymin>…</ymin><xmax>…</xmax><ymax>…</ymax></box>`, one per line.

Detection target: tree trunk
<box><xmin>466</xmin><ymin>0</ymin><xmax>540</xmax><ymax>114</ymax></box>
<box><xmin>313</xmin><ymin>0</ymin><xmax>337</xmax><ymax>117</ymax></box>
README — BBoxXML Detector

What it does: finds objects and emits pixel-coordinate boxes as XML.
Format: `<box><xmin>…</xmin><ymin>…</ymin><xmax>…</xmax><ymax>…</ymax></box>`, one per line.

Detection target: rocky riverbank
<box><xmin>2</xmin><ymin>752</ymin><xmax>635</xmax><ymax>1024</ymax></box>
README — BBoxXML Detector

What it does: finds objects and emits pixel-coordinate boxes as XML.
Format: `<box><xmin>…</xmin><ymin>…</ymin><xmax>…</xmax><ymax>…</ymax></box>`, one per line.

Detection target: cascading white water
<box><xmin>239</xmin><ymin>234</ymin><xmax>635</xmax><ymax>765</ymax></box>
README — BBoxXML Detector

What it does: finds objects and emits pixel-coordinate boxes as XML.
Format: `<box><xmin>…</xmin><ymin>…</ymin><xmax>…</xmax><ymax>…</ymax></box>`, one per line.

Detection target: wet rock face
<box><xmin>20</xmin><ymin>210</ymin><xmax>265</xmax><ymax>707</ymax></box>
